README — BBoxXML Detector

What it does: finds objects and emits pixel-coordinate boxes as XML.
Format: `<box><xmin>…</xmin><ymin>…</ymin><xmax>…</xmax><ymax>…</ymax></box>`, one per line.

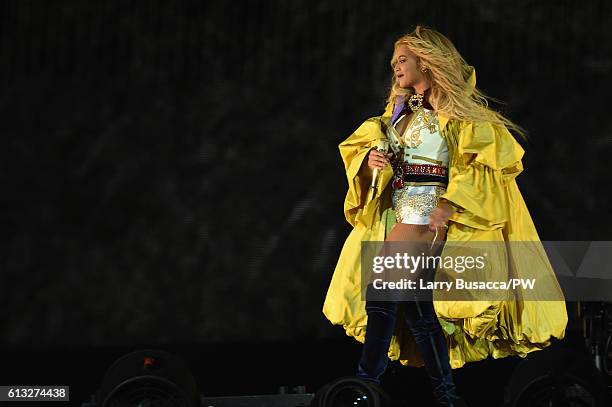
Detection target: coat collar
<box><xmin>437</xmin><ymin>112</ymin><xmax>450</xmax><ymax>132</ymax></box>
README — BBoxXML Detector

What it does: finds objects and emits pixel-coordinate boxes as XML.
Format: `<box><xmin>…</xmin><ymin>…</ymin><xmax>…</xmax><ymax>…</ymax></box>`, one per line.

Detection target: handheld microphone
<box><xmin>367</xmin><ymin>139</ymin><xmax>390</xmax><ymax>202</ymax></box>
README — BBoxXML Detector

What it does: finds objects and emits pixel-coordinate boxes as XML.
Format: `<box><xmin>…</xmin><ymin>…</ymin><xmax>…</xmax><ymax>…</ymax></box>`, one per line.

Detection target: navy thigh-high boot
<box><xmin>403</xmin><ymin>294</ymin><xmax>465</xmax><ymax>407</ymax></box>
<box><xmin>356</xmin><ymin>284</ymin><xmax>468</xmax><ymax>406</ymax></box>
<box><xmin>356</xmin><ymin>284</ymin><xmax>398</xmax><ymax>384</ymax></box>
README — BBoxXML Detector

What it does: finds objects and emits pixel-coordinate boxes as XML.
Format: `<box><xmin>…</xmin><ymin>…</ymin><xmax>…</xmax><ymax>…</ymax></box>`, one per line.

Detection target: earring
<box><xmin>420</xmin><ymin>66</ymin><xmax>428</xmax><ymax>73</ymax></box>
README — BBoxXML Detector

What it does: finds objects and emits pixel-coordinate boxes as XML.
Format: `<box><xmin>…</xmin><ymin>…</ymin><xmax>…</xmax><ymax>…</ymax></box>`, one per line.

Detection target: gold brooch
<box><xmin>408</xmin><ymin>93</ymin><xmax>424</xmax><ymax>112</ymax></box>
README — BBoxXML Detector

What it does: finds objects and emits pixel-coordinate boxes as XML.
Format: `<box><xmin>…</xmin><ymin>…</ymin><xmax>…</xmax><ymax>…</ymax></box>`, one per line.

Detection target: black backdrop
<box><xmin>2</xmin><ymin>0</ymin><xmax>611</xmax><ymax>349</ymax></box>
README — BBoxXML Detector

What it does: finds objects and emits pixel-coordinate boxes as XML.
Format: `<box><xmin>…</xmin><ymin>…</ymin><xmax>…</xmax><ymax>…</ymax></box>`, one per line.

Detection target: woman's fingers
<box><xmin>429</xmin><ymin>217</ymin><xmax>441</xmax><ymax>232</ymax></box>
<box><xmin>368</xmin><ymin>158</ymin><xmax>384</xmax><ymax>168</ymax></box>
<box><xmin>372</xmin><ymin>150</ymin><xmax>390</xmax><ymax>161</ymax></box>
<box><xmin>371</xmin><ymin>152</ymin><xmax>387</xmax><ymax>163</ymax></box>
<box><xmin>368</xmin><ymin>150</ymin><xmax>390</xmax><ymax>169</ymax></box>
<box><xmin>428</xmin><ymin>208</ymin><xmax>449</xmax><ymax>232</ymax></box>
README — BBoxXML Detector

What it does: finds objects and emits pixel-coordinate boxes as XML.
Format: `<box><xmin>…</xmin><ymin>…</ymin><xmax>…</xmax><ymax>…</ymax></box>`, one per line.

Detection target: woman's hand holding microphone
<box><xmin>367</xmin><ymin>149</ymin><xmax>393</xmax><ymax>170</ymax></box>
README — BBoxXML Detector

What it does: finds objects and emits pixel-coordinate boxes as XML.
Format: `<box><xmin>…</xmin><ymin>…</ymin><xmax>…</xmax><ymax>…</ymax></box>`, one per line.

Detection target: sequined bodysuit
<box><xmin>387</xmin><ymin>105</ymin><xmax>449</xmax><ymax>224</ymax></box>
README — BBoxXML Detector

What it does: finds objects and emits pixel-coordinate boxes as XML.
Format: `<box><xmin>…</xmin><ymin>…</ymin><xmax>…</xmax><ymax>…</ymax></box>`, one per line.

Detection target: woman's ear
<box><xmin>417</xmin><ymin>59</ymin><xmax>428</xmax><ymax>73</ymax></box>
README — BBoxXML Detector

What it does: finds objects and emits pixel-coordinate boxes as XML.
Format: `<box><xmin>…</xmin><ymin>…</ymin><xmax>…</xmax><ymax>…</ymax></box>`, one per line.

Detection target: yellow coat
<box><xmin>322</xmin><ymin>71</ymin><xmax>568</xmax><ymax>369</ymax></box>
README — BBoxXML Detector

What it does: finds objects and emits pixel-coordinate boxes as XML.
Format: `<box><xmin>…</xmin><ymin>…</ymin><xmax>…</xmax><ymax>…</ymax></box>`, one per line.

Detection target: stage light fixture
<box><xmin>92</xmin><ymin>349</ymin><xmax>199</xmax><ymax>407</ymax></box>
<box><xmin>311</xmin><ymin>376</ymin><xmax>392</xmax><ymax>407</ymax></box>
<box><xmin>503</xmin><ymin>346</ymin><xmax>610</xmax><ymax>406</ymax></box>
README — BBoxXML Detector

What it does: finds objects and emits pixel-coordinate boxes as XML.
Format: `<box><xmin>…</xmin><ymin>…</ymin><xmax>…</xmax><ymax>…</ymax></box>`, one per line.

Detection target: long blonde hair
<box><xmin>386</xmin><ymin>25</ymin><xmax>527</xmax><ymax>139</ymax></box>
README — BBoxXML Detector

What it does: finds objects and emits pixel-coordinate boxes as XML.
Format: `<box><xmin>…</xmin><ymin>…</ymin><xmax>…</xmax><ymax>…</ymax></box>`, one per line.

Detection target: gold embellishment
<box><xmin>392</xmin><ymin>186</ymin><xmax>446</xmax><ymax>224</ymax></box>
<box><xmin>403</xmin><ymin>109</ymin><xmax>439</xmax><ymax>149</ymax></box>
<box><xmin>421</xmin><ymin>109</ymin><xmax>437</xmax><ymax>133</ymax></box>
<box><xmin>408</xmin><ymin>93</ymin><xmax>424</xmax><ymax>112</ymax></box>
<box><xmin>394</xmin><ymin>193</ymin><xmax>438</xmax><ymax>223</ymax></box>
<box><xmin>411</xmin><ymin>154</ymin><xmax>443</xmax><ymax>165</ymax></box>
<box><xmin>403</xmin><ymin>108</ymin><xmax>424</xmax><ymax>148</ymax></box>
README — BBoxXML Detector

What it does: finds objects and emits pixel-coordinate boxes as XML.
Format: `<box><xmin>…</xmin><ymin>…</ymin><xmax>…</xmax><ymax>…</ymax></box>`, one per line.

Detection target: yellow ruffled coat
<box><xmin>322</xmin><ymin>70</ymin><xmax>568</xmax><ymax>369</ymax></box>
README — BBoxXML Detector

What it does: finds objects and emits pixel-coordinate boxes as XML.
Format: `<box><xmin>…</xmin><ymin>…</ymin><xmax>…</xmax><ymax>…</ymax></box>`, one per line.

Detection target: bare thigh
<box><xmin>372</xmin><ymin>223</ymin><xmax>448</xmax><ymax>284</ymax></box>
<box><xmin>386</xmin><ymin>222</ymin><xmax>447</xmax><ymax>244</ymax></box>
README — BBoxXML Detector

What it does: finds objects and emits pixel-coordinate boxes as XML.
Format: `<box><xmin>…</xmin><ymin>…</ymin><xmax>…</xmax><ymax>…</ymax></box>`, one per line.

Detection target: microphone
<box><xmin>367</xmin><ymin>138</ymin><xmax>390</xmax><ymax>202</ymax></box>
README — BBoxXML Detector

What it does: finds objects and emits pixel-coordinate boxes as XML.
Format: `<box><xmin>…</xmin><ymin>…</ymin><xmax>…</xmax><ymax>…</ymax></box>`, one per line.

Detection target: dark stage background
<box><xmin>1</xmin><ymin>0</ymin><xmax>611</xmax><ymax>405</ymax></box>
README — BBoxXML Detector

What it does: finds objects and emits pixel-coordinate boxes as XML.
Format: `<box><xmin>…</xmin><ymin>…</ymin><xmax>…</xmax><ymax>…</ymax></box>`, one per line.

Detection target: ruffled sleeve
<box><xmin>340</xmin><ymin>102</ymin><xmax>394</xmax><ymax>228</ymax></box>
<box><xmin>340</xmin><ymin>117</ymin><xmax>386</xmax><ymax>227</ymax></box>
<box><xmin>440</xmin><ymin>121</ymin><xmax>525</xmax><ymax>230</ymax></box>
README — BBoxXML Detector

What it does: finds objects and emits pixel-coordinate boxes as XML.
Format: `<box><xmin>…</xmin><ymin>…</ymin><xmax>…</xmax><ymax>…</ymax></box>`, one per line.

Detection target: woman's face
<box><xmin>393</xmin><ymin>45</ymin><xmax>425</xmax><ymax>89</ymax></box>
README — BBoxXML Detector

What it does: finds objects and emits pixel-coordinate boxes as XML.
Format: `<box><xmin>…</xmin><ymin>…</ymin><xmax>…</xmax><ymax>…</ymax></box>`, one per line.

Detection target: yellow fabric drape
<box><xmin>322</xmin><ymin>88</ymin><xmax>568</xmax><ymax>369</ymax></box>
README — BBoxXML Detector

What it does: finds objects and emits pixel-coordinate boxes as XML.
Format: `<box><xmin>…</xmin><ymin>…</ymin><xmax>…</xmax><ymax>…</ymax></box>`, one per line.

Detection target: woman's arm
<box><xmin>339</xmin><ymin>117</ymin><xmax>389</xmax><ymax>227</ymax></box>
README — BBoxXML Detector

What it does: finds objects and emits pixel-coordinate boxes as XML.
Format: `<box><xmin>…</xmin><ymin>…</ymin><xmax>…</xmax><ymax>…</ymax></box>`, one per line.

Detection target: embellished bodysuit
<box><xmin>387</xmin><ymin>104</ymin><xmax>450</xmax><ymax>224</ymax></box>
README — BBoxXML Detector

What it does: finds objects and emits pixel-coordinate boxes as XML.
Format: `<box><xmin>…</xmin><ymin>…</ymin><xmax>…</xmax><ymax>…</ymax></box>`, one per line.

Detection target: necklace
<box><xmin>407</xmin><ymin>93</ymin><xmax>424</xmax><ymax>112</ymax></box>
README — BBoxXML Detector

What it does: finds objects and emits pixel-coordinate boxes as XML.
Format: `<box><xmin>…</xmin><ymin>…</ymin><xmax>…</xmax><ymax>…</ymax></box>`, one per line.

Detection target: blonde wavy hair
<box><xmin>386</xmin><ymin>25</ymin><xmax>527</xmax><ymax>139</ymax></box>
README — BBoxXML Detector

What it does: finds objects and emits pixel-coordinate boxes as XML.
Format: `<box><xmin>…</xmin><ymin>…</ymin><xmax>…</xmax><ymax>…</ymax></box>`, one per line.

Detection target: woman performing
<box><xmin>323</xmin><ymin>25</ymin><xmax>568</xmax><ymax>407</ymax></box>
